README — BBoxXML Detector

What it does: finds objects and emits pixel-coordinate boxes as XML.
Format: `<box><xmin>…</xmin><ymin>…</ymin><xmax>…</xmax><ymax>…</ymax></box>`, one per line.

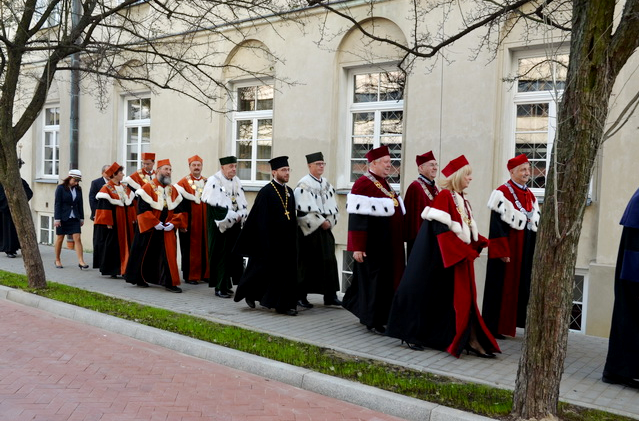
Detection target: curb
<box><xmin>0</xmin><ymin>285</ymin><xmax>496</xmax><ymax>421</ymax></box>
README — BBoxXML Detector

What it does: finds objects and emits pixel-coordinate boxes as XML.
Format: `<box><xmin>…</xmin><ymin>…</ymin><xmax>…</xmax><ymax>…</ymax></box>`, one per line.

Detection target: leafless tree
<box><xmin>0</xmin><ymin>0</ymin><xmax>298</xmax><ymax>289</ymax></box>
<box><xmin>307</xmin><ymin>0</ymin><xmax>639</xmax><ymax>419</ymax></box>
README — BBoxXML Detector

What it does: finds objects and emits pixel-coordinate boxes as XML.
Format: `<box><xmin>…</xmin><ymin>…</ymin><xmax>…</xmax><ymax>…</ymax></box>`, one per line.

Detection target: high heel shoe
<box><xmin>55</xmin><ymin>262</ymin><xmax>63</xmax><ymax>269</ymax></box>
<box><xmin>465</xmin><ymin>345</ymin><xmax>495</xmax><ymax>358</ymax></box>
<box><xmin>401</xmin><ymin>340</ymin><xmax>424</xmax><ymax>351</ymax></box>
<box><xmin>78</xmin><ymin>264</ymin><xmax>89</xmax><ymax>269</ymax></box>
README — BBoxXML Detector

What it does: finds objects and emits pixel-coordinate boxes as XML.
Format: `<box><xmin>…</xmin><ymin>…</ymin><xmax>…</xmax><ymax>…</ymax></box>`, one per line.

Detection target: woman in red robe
<box><xmin>386</xmin><ymin>155</ymin><xmax>499</xmax><ymax>358</ymax></box>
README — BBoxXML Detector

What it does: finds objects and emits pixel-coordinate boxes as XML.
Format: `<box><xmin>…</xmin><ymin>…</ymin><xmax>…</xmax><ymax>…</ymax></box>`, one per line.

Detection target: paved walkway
<box><xmin>0</xmin><ymin>299</ymin><xmax>404</xmax><ymax>421</ymax></box>
<box><xmin>1</xmin><ymin>246</ymin><xmax>638</xmax><ymax>419</ymax></box>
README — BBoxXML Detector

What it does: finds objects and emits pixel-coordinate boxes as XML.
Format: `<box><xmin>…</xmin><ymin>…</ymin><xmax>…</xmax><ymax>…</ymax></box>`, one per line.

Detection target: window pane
<box><xmin>237</xmin><ymin>161</ymin><xmax>252</xmax><ymax>180</ymax></box>
<box><xmin>570</xmin><ymin>303</ymin><xmax>582</xmax><ymax>331</ymax></box>
<box><xmin>380</xmin><ymin>111</ymin><xmax>403</xmax><ymax>135</ymax></box>
<box><xmin>256</xmin><ymin>85</ymin><xmax>274</xmax><ymax>110</ymax></box>
<box><xmin>237</xmin><ymin>140</ymin><xmax>252</xmax><ymax>159</ymax></box>
<box><xmin>517</xmin><ymin>55</ymin><xmax>568</xmax><ymax>93</ymax></box>
<box><xmin>351</xmin><ymin>137</ymin><xmax>374</xmax><ymax>159</ymax></box>
<box><xmin>352</xmin><ymin>112</ymin><xmax>375</xmax><ymax>136</ymax></box>
<box><xmin>127</xmin><ymin>100</ymin><xmax>141</xmax><ymax>120</ymax></box>
<box><xmin>350</xmin><ymin>160</ymin><xmax>369</xmax><ymax>182</ymax></box>
<box><xmin>379</xmin><ymin>71</ymin><xmax>405</xmax><ymax>102</ymax></box>
<box><xmin>140</xmin><ymin>98</ymin><xmax>151</xmax><ymax>119</ymax></box>
<box><xmin>127</xmin><ymin>127</ymin><xmax>139</xmax><ymax>144</ymax></box>
<box><xmin>516</xmin><ymin>104</ymin><xmax>549</xmax><ymax>131</ymax></box>
<box><xmin>126</xmin><ymin>162</ymin><xmax>137</xmax><ymax>177</ymax></box>
<box><xmin>256</xmin><ymin>161</ymin><xmax>271</xmax><ymax>181</ymax></box>
<box><xmin>45</xmin><ymin>108</ymin><xmax>59</xmax><ymax>125</ymax></box>
<box><xmin>257</xmin><ymin>119</ymin><xmax>272</xmax><ymax>139</ymax></box>
<box><xmin>141</xmin><ymin>126</ymin><xmax>150</xmax><ymax>144</ymax></box>
<box><xmin>238</xmin><ymin>87</ymin><xmax>255</xmax><ymax>111</ymax></box>
<box><xmin>54</xmin><ymin>160</ymin><xmax>59</xmax><ymax>176</ymax></box>
<box><xmin>388</xmin><ymin>159</ymin><xmax>402</xmax><ymax>185</ymax></box>
<box><xmin>573</xmin><ymin>275</ymin><xmax>584</xmax><ymax>302</ymax></box>
<box><xmin>236</xmin><ymin>120</ymin><xmax>253</xmax><ymax>140</ymax></box>
<box><xmin>354</xmin><ymin>74</ymin><xmax>378</xmax><ymax>103</ymax></box>
<box><xmin>257</xmin><ymin>140</ymin><xmax>272</xmax><ymax>159</ymax></box>
<box><xmin>44</xmin><ymin>161</ymin><xmax>52</xmax><ymax>175</ymax></box>
<box><xmin>44</xmin><ymin>145</ymin><xmax>53</xmax><ymax>160</ymax></box>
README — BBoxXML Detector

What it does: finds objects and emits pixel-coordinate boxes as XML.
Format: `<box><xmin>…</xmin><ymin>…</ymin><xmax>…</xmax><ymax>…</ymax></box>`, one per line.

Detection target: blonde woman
<box><xmin>386</xmin><ymin>155</ymin><xmax>499</xmax><ymax>358</ymax></box>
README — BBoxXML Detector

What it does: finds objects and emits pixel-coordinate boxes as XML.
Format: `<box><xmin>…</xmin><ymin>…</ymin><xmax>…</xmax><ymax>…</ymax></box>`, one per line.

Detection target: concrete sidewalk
<box><xmin>1</xmin><ymin>245</ymin><xmax>637</xmax><ymax>419</ymax></box>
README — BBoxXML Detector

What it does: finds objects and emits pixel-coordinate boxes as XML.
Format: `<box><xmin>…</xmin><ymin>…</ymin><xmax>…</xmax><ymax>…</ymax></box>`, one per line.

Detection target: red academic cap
<box><xmin>141</xmin><ymin>152</ymin><xmax>155</xmax><ymax>161</ymax></box>
<box><xmin>156</xmin><ymin>159</ymin><xmax>171</xmax><ymax>168</ymax></box>
<box><xmin>188</xmin><ymin>155</ymin><xmax>203</xmax><ymax>165</ymax></box>
<box><xmin>507</xmin><ymin>154</ymin><xmax>529</xmax><ymax>171</ymax></box>
<box><xmin>441</xmin><ymin>155</ymin><xmax>469</xmax><ymax>178</ymax></box>
<box><xmin>365</xmin><ymin>145</ymin><xmax>390</xmax><ymax>163</ymax></box>
<box><xmin>416</xmin><ymin>151</ymin><xmax>436</xmax><ymax>166</ymax></box>
<box><xmin>105</xmin><ymin>162</ymin><xmax>121</xmax><ymax>178</ymax></box>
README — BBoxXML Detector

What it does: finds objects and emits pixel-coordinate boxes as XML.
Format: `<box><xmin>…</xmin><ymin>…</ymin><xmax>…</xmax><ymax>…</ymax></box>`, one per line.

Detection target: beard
<box><xmin>158</xmin><ymin>174</ymin><xmax>171</xmax><ymax>185</ymax></box>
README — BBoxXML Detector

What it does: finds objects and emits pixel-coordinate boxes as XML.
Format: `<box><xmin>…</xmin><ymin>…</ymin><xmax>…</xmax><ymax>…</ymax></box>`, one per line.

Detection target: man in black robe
<box><xmin>602</xmin><ymin>187</ymin><xmax>639</xmax><ymax>389</ymax></box>
<box><xmin>294</xmin><ymin>152</ymin><xmax>341</xmax><ymax>308</ymax></box>
<box><xmin>0</xmin><ymin>160</ymin><xmax>33</xmax><ymax>258</ymax></box>
<box><xmin>89</xmin><ymin>164</ymin><xmax>109</xmax><ymax>269</ymax></box>
<box><xmin>233</xmin><ymin>156</ymin><xmax>299</xmax><ymax>316</ymax></box>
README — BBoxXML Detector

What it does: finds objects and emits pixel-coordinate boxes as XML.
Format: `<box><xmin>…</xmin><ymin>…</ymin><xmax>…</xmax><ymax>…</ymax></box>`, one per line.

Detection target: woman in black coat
<box><xmin>54</xmin><ymin>169</ymin><xmax>88</xmax><ymax>269</ymax></box>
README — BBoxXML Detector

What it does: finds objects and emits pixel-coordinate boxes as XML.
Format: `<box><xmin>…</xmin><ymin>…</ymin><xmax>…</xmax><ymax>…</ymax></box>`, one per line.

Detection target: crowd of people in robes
<box><xmin>3</xmin><ymin>143</ymin><xmax>637</xmax><ymax>385</ymax></box>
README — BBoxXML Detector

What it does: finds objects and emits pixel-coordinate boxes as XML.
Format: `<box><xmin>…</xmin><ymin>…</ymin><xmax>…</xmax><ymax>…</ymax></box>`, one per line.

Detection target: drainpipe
<box><xmin>69</xmin><ymin>0</ymin><xmax>81</xmax><ymax>170</ymax></box>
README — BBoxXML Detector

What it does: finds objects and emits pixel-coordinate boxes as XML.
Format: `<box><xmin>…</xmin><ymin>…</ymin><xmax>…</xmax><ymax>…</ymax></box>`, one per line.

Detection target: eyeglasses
<box><xmin>314</xmin><ymin>162</ymin><xmax>327</xmax><ymax>166</ymax></box>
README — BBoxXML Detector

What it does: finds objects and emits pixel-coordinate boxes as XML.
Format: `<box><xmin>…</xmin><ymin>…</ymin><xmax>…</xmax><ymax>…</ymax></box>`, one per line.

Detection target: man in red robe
<box><xmin>175</xmin><ymin>155</ymin><xmax>209</xmax><ymax>285</ymax></box>
<box><xmin>403</xmin><ymin>151</ymin><xmax>439</xmax><ymax>257</ymax></box>
<box><xmin>124</xmin><ymin>159</ymin><xmax>188</xmax><ymax>292</ymax></box>
<box><xmin>482</xmin><ymin>154</ymin><xmax>541</xmax><ymax>338</ymax></box>
<box><xmin>342</xmin><ymin>145</ymin><xmax>405</xmax><ymax>334</ymax></box>
<box><xmin>124</xmin><ymin>152</ymin><xmax>156</xmax><ymax>193</ymax></box>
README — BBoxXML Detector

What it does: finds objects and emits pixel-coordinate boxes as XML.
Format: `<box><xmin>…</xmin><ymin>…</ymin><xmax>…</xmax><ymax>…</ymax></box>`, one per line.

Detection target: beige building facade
<box><xmin>16</xmin><ymin>0</ymin><xmax>639</xmax><ymax>338</ymax></box>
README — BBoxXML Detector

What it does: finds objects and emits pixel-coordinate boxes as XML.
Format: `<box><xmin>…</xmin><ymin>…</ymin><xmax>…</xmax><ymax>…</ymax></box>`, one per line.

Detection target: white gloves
<box><xmin>154</xmin><ymin>223</ymin><xmax>165</xmax><ymax>230</ymax></box>
<box><xmin>163</xmin><ymin>222</ymin><xmax>175</xmax><ymax>231</ymax></box>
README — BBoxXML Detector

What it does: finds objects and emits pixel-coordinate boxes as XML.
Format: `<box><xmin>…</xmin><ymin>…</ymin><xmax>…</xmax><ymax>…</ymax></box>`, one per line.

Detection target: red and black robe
<box><xmin>175</xmin><ymin>175</ymin><xmax>209</xmax><ymax>282</ymax></box>
<box><xmin>403</xmin><ymin>175</ymin><xmax>438</xmax><ymax>257</ymax></box>
<box><xmin>124</xmin><ymin>179</ymin><xmax>187</xmax><ymax>287</ymax></box>
<box><xmin>386</xmin><ymin>189</ymin><xmax>499</xmax><ymax>358</ymax></box>
<box><xmin>94</xmin><ymin>181</ymin><xmax>136</xmax><ymax>276</ymax></box>
<box><xmin>342</xmin><ymin>171</ymin><xmax>405</xmax><ymax>329</ymax></box>
<box><xmin>482</xmin><ymin>181</ymin><xmax>540</xmax><ymax>337</ymax></box>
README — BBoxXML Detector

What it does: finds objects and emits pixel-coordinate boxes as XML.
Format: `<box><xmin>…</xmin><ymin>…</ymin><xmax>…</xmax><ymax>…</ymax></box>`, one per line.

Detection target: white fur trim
<box><xmin>216</xmin><ymin>210</ymin><xmax>240</xmax><ymax>233</ymax></box>
<box><xmin>123</xmin><ymin>176</ymin><xmax>141</xmax><ymax>191</ymax></box>
<box><xmin>294</xmin><ymin>175</ymin><xmax>340</xmax><ymax>235</ymax></box>
<box><xmin>423</xmin><ymin>206</ymin><xmax>477</xmax><ymax>244</ymax></box>
<box><xmin>346</xmin><ymin>194</ymin><xmax>395</xmax><ymax>217</ymax></box>
<box><xmin>96</xmin><ymin>186</ymin><xmax>135</xmax><ymax>207</ymax></box>
<box><xmin>487</xmin><ymin>189</ymin><xmax>540</xmax><ymax>232</ymax></box>
<box><xmin>297</xmin><ymin>213</ymin><xmax>325</xmax><ymax>236</ymax></box>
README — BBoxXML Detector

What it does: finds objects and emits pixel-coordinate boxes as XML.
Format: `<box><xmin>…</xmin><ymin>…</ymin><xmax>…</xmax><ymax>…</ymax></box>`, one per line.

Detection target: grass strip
<box><xmin>0</xmin><ymin>270</ymin><xmax>630</xmax><ymax>421</ymax></box>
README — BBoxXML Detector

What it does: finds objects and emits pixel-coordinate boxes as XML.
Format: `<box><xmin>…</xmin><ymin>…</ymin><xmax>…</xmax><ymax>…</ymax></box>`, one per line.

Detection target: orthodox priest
<box><xmin>175</xmin><ymin>155</ymin><xmax>209</xmax><ymax>285</ymax></box>
<box><xmin>294</xmin><ymin>152</ymin><xmax>341</xmax><ymax>308</ymax></box>
<box><xmin>202</xmin><ymin>155</ymin><xmax>248</xmax><ymax>298</ymax></box>
<box><xmin>343</xmin><ymin>145</ymin><xmax>405</xmax><ymax>334</ymax></box>
<box><xmin>602</xmin><ymin>187</ymin><xmax>639</xmax><ymax>389</ymax></box>
<box><xmin>124</xmin><ymin>152</ymin><xmax>155</xmax><ymax>193</ymax></box>
<box><xmin>94</xmin><ymin>162</ymin><xmax>136</xmax><ymax>278</ymax></box>
<box><xmin>125</xmin><ymin>159</ymin><xmax>187</xmax><ymax>292</ymax></box>
<box><xmin>482</xmin><ymin>154</ymin><xmax>540</xmax><ymax>339</ymax></box>
<box><xmin>403</xmin><ymin>151</ymin><xmax>439</xmax><ymax>257</ymax></box>
<box><xmin>0</xmin><ymin>159</ymin><xmax>33</xmax><ymax>258</ymax></box>
<box><xmin>233</xmin><ymin>156</ymin><xmax>299</xmax><ymax>316</ymax></box>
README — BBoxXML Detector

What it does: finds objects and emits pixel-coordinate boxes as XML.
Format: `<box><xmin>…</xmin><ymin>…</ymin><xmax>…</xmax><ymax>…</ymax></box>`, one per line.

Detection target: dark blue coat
<box><xmin>54</xmin><ymin>184</ymin><xmax>84</xmax><ymax>222</ymax></box>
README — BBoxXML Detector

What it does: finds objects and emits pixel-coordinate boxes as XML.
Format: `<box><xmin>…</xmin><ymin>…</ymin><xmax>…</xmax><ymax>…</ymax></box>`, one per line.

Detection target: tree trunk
<box><xmin>512</xmin><ymin>0</ymin><xmax>618</xmax><ymax>418</ymax></box>
<box><xmin>0</xmin><ymin>138</ymin><xmax>47</xmax><ymax>289</ymax></box>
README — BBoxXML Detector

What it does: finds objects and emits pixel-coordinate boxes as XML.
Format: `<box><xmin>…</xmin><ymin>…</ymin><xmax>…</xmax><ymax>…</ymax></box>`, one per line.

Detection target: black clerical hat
<box><xmin>219</xmin><ymin>156</ymin><xmax>237</xmax><ymax>165</ymax></box>
<box><xmin>269</xmin><ymin>156</ymin><xmax>289</xmax><ymax>170</ymax></box>
<box><xmin>305</xmin><ymin>152</ymin><xmax>324</xmax><ymax>164</ymax></box>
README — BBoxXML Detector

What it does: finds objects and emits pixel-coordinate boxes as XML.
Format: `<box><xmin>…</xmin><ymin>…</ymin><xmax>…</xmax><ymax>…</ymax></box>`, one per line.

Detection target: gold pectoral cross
<box><xmin>284</xmin><ymin>210</ymin><xmax>290</xmax><ymax>220</ymax></box>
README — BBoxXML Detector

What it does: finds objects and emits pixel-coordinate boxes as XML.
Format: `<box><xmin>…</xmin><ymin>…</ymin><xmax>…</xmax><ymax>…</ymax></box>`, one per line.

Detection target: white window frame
<box><xmin>570</xmin><ymin>269</ymin><xmax>589</xmax><ymax>333</ymax></box>
<box><xmin>38</xmin><ymin>213</ymin><xmax>55</xmax><ymax>245</ymax></box>
<box><xmin>230</xmin><ymin>81</ymin><xmax>274</xmax><ymax>185</ymax></box>
<box><xmin>344</xmin><ymin>66</ymin><xmax>404</xmax><ymax>190</ymax></box>
<box><xmin>508</xmin><ymin>50</ymin><xmax>567</xmax><ymax>197</ymax></box>
<box><xmin>122</xmin><ymin>95</ymin><xmax>151</xmax><ymax>177</ymax></box>
<box><xmin>40</xmin><ymin>105</ymin><xmax>60</xmax><ymax>179</ymax></box>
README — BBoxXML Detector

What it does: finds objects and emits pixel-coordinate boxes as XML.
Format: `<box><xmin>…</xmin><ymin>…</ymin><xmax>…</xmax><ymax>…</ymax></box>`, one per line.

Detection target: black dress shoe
<box><xmin>185</xmin><ymin>280</ymin><xmax>199</xmax><ymax>285</ymax></box>
<box><xmin>323</xmin><ymin>297</ymin><xmax>342</xmax><ymax>306</ymax></box>
<box><xmin>276</xmin><ymin>309</ymin><xmax>298</xmax><ymax>316</ymax></box>
<box><xmin>464</xmin><ymin>345</ymin><xmax>496</xmax><ymax>358</ymax></box>
<box><xmin>297</xmin><ymin>298</ymin><xmax>314</xmax><ymax>309</ymax></box>
<box><xmin>165</xmin><ymin>285</ymin><xmax>183</xmax><ymax>293</ymax></box>
<box><xmin>367</xmin><ymin>325</ymin><xmax>386</xmax><ymax>335</ymax></box>
<box><xmin>215</xmin><ymin>291</ymin><xmax>231</xmax><ymax>298</ymax></box>
<box><xmin>602</xmin><ymin>374</ymin><xmax>639</xmax><ymax>389</ymax></box>
<box><xmin>6</xmin><ymin>252</ymin><xmax>17</xmax><ymax>258</ymax></box>
<box><xmin>245</xmin><ymin>298</ymin><xmax>256</xmax><ymax>308</ymax></box>
<box><xmin>401</xmin><ymin>340</ymin><xmax>424</xmax><ymax>351</ymax></box>
<box><xmin>136</xmin><ymin>281</ymin><xmax>149</xmax><ymax>288</ymax></box>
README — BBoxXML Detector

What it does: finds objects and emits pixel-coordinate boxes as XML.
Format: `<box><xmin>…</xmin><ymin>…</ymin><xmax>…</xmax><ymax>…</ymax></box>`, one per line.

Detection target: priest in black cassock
<box><xmin>602</xmin><ymin>187</ymin><xmax>639</xmax><ymax>389</ymax></box>
<box><xmin>0</xmin><ymin>160</ymin><xmax>33</xmax><ymax>258</ymax></box>
<box><xmin>233</xmin><ymin>156</ymin><xmax>299</xmax><ymax>316</ymax></box>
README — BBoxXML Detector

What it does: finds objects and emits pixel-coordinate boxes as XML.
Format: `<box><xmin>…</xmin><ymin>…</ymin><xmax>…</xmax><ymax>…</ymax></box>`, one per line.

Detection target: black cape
<box><xmin>208</xmin><ymin>205</ymin><xmax>244</xmax><ymax>292</ymax></box>
<box><xmin>233</xmin><ymin>181</ymin><xmax>298</xmax><ymax>312</ymax></box>
<box><xmin>297</xmin><ymin>224</ymin><xmax>339</xmax><ymax>298</ymax></box>
<box><xmin>0</xmin><ymin>180</ymin><xmax>33</xmax><ymax>254</ymax></box>
<box><xmin>603</xmin><ymin>188</ymin><xmax>639</xmax><ymax>381</ymax></box>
